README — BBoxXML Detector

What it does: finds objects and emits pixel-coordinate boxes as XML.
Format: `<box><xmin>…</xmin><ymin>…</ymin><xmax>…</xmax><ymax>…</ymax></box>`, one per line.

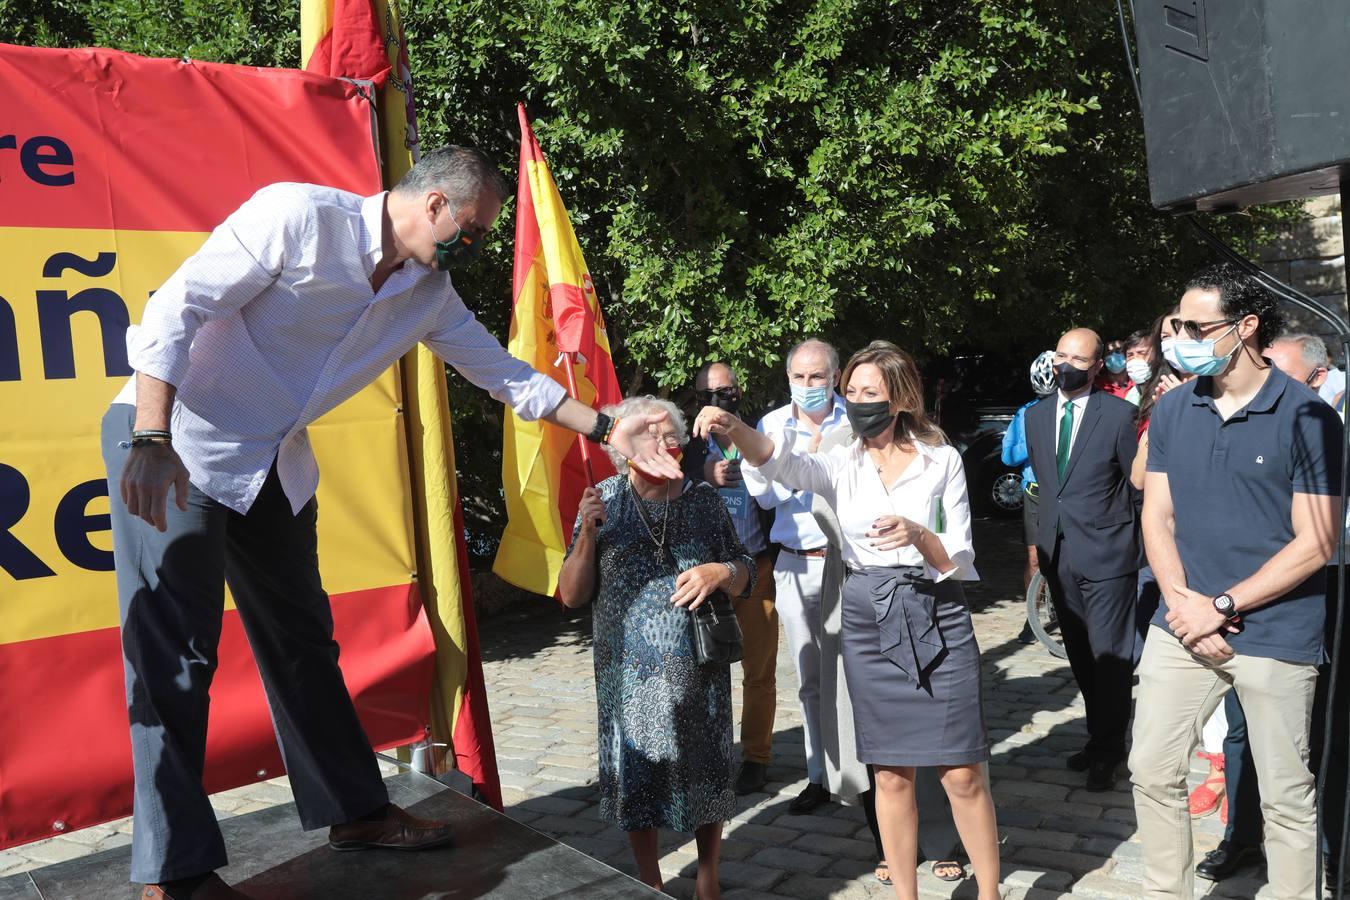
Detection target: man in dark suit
<box><xmin>1026</xmin><ymin>327</ymin><xmax>1143</xmax><ymax>791</ymax></box>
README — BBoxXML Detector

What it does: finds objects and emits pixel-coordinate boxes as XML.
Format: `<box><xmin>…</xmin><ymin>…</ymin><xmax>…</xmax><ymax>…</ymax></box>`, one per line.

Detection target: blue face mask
<box><xmin>1104</xmin><ymin>351</ymin><xmax>1127</xmax><ymax>374</ymax></box>
<box><xmin>790</xmin><ymin>384</ymin><xmax>831</xmax><ymax>412</ymax></box>
<box><xmin>1173</xmin><ymin>325</ymin><xmax>1239</xmax><ymax>376</ymax></box>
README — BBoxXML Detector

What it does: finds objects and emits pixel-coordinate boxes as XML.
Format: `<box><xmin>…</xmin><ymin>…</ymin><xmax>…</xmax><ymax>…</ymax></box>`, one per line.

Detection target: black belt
<box><xmin>781</xmin><ymin>546</ymin><xmax>827</xmax><ymax>558</ymax></box>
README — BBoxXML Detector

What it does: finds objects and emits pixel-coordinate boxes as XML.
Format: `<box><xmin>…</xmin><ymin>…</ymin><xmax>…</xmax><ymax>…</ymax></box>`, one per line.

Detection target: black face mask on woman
<box><xmin>845</xmin><ymin>400</ymin><xmax>895</xmax><ymax>439</ymax></box>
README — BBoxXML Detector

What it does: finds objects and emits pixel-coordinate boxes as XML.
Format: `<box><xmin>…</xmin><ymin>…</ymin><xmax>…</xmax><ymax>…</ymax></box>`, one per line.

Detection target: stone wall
<box><xmin>1259</xmin><ymin>195</ymin><xmax>1348</xmax><ymax>361</ymax></box>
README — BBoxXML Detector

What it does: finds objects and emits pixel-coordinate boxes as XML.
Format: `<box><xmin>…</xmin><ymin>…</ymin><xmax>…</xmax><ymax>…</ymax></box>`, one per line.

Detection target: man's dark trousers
<box><xmin>1041</xmin><ymin>539</ymin><xmax>1137</xmax><ymax>761</ymax></box>
<box><xmin>102</xmin><ymin>405</ymin><xmax>388</xmax><ymax>883</ymax></box>
<box><xmin>1026</xmin><ymin>389</ymin><xmax>1143</xmax><ymax>765</ymax></box>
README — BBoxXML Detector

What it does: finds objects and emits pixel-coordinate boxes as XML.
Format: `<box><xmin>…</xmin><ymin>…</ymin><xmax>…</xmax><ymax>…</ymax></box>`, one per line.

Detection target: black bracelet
<box><xmin>586</xmin><ymin>411</ymin><xmax>612</xmax><ymax>444</ymax></box>
<box><xmin>130</xmin><ymin>429</ymin><xmax>172</xmax><ymax>449</ymax></box>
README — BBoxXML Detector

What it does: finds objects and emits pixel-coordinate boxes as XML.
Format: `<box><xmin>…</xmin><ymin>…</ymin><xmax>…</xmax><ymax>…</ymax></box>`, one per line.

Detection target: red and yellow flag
<box><xmin>0</xmin><ymin>42</ymin><xmax>432</xmax><ymax>849</ymax></box>
<box><xmin>493</xmin><ymin>105</ymin><xmax>622</xmax><ymax>597</ymax></box>
<box><xmin>302</xmin><ymin>0</ymin><xmax>503</xmax><ymax>808</ymax></box>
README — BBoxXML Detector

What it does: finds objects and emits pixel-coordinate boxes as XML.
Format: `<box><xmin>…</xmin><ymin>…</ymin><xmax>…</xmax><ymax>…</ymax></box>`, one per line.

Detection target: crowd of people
<box><xmin>560</xmin><ymin>262</ymin><xmax>1350</xmax><ymax>900</ymax></box>
<box><xmin>99</xmin><ymin>137</ymin><xmax>1348</xmax><ymax>900</ymax></box>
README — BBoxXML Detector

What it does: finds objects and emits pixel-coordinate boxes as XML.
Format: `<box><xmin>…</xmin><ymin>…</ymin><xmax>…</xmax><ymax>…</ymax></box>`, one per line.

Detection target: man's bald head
<box><xmin>1058</xmin><ymin>328</ymin><xmax>1104</xmax><ymax>363</ymax></box>
<box><xmin>695</xmin><ymin>362</ymin><xmax>738</xmax><ymax>391</ymax></box>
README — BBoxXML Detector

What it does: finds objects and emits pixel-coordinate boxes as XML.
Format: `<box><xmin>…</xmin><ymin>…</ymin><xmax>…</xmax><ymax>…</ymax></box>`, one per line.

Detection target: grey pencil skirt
<box><xmin>842</xmin><ymin>565</ymin><xmax>990</xmax><ymax>767</ymax></box>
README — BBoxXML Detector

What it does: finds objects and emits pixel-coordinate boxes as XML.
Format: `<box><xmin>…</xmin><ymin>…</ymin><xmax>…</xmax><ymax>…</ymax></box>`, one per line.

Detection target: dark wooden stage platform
<box><xmin>0</xmin><ymin>768</ymin><xmax>659</xmax><ymax>899</ymax></box>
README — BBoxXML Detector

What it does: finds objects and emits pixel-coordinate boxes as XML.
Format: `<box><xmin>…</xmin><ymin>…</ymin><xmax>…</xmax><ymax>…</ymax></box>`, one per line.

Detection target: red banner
<box><xmin>0</xmin><ymin>43</ymin><xmax>434</xmax><ymax>848</ymax></box>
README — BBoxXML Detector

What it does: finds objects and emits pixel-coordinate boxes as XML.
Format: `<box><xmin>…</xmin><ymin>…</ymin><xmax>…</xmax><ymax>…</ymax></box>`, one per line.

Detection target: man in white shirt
<box><xmin>104</xmin><ymin>146</ymin><xmax>679</xmax><ymax>900</ymax></box>
<box><xmin>743</xmin><ymin>338</ymin><xmax>848</xmax><ymax>814</ymax></box>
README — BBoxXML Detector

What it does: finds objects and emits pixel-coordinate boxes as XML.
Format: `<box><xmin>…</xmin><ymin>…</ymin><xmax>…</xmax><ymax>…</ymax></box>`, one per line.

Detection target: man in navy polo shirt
<box><xmin>1130</xmin><ymin>263</ymin><xmax>1343</xmax><ymax>900</ymax></box>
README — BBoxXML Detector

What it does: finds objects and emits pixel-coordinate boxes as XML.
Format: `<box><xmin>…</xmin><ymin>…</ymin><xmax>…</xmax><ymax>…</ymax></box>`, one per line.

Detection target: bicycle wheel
<box><xmin>1025</xmin><ymin>571</ymin><xmax>1067</xmax><ymax>659</ymax></box>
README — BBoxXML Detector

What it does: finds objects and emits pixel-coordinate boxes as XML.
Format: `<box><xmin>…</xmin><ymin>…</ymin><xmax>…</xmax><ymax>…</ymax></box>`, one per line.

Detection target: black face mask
<box><xmin>845</xmin><ymin>400</ymin><xmax>895</xmax><ymax>439</ymax></box>
<box><xmin>1053</xmin><ymin>362</ymin><xmax>1093</xmax><ymax>392</ymax></box>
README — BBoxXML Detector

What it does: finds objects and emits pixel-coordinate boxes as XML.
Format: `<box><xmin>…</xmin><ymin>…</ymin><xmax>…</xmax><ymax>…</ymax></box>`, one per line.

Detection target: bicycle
<box><xmin>1025</xmin><ymin>571</ymin><xmax>1067</xmax><ymax>659</ymax></box>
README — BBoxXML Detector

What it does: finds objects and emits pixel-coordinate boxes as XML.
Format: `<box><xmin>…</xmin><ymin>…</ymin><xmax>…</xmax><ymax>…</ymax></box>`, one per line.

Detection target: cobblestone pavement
<box><xmin>478</xmin><ymin>516</ymin><xmax>1262</xmax><ymax>900</ymax></box>
<box><xmin>0</xmin><ymin>516</ymin><xmax>1264</xmax><ymax>899</ymax></box>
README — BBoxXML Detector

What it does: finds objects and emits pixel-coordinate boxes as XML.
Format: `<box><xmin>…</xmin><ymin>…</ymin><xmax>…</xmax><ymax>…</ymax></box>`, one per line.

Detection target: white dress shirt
<box><xmin>1056</xmin><ymin>390</ymin><xmax>1091</xmax><ymax>460</ymax></box>
<box><xmin>742</xmin><ymin>395</ymin><xmax>848</xmax><ymax>550</ymax></box>
<box><xmin>746</xmin><ymin>430</ymin><xmax>978</xmax><ymax>582</ymax></box>
<box><xmin>113</xmin><ymin>182</ymin><xmax>567</xmax><ymax>514</ymax></box>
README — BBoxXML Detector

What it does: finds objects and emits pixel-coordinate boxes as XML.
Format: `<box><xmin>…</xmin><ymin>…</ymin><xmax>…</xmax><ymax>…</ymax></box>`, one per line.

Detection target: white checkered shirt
<box><xmin>113</xmin><ymin>182</ymin><xmax>567</xmax><ymax>514</ymax></box>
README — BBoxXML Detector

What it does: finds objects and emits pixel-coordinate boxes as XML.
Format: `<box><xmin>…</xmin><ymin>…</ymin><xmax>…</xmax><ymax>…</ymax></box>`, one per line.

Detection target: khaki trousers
<box><xmin>735</xmin><ymin>554</ymin><xmax>779</xmax><ymax>764</ymax></box>
<box><xmin>1130</xmin><ymin>625</ymin><xmax>1319</xmax><ymax>900</ymax></box>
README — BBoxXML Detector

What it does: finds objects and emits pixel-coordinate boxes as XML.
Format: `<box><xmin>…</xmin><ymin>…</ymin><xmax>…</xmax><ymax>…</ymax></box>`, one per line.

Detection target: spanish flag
<box><xmin>302</xmin><ymin>0</ymin><xmax>502</xmax><ymax>809</ymax></box>
<box><xmin>493</xmin><ymin>104</ymin><xmax>622</xmax><ymax>597</ymax></box>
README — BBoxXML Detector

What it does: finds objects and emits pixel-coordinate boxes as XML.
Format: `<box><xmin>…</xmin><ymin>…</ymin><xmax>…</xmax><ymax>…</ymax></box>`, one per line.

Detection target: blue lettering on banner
<box><xmin>719</xmin><ymin>482</ymin><xmax>751</xmax><ymax>527</ymax></box>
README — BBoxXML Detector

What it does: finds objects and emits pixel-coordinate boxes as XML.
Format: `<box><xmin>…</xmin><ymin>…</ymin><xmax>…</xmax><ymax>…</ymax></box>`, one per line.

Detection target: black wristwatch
<box><xmin>1212</xmin><ymin>593</ymin><xmax>1241</xmax><ymax>624</ymax></box>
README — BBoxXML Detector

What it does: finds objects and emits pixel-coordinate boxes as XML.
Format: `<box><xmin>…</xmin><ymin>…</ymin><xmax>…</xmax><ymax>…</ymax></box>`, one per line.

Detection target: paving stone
<box><xmin>719</xmin><ymin>860</ymin><xmax>786</xmax><ymax>891</ymax></box>
<box><xmin>789</xmin><ymin>833</ymin><xmax>876</xmax><ymax>861</ymax></box>
<box><xmin>1013</xmin><ymin>846</ymin><xmax>1111</xmax><ymax>878</ymax></box>
<box><xmin>748</xmin><ymin>845</ymin><xmax>833</xmax><ymax>874</ymax></box>
<box><xmin>528</xmin><ymin>813</ymin><xmax>606</xmax><ymax>835</ymax></box>
<box><xmin>775</xmin><ymin>813</ymin><xmax>865</xmax><ymax>837</ymax></box>
<box><xmin>494</xmin><ymin>755</ymin><xmax>541</xmax><ymax>775</ymax></box>
<box><xmin>517</xmin><ymin>795</ymin><xmax>590</xmax><ymax>815</ymax></box>
<box><xmin>774</xmin><ymin>872</ymin><xmax>874</xmax><ymax>898</ymax></box>
<box><xmin>999</xmin><ymin>864</ymin><xmax>1074</xmax><ymax>891</ymax></box>
<box><xmin>726</xmin><ymin>822</ymin><xmax>801</xmax><ymax>846</ymax></box>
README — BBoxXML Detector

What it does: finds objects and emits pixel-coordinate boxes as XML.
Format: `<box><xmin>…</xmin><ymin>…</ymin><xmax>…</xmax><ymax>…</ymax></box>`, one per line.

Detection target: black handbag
<box><xmin>688</xmin><ymin>588</ymin><xmax>744</xmax><ymax>667</ymax></box>
<box><xmin>630</xmin><ymin>482</ymin><xmax>744</xmax><ymax>667</ymax></box>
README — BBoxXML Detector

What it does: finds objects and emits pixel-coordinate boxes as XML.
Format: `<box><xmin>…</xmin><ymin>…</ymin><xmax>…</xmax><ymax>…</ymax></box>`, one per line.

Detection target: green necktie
<box><xmin>1056</xmin><ymin>399</ymin><xmax>1075</xmax><ymax>481</ymax></box>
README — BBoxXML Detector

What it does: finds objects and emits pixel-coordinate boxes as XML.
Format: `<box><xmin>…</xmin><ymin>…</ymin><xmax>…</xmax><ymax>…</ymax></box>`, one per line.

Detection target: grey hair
<box><xmin>785</xmin><ymin>338</ymin><xmax>840</xmax><ymax>374</ymax></box>
<box><xmin>393</xmin><ymin>146</ymin><xmax>510</xmax><ymax>207</ymax></box>
<box><xmin>1277</xmin><ymin>332</ymin><xmax>1331</xmax><ymax>370</ymax></box>
<box><xmin>598</xmin><ymin>396</ymin><xmax>688</xmax><ymax>472</ymax></box>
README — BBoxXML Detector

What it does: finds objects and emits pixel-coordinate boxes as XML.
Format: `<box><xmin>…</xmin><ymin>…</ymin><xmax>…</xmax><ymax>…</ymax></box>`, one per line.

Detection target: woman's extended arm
<box><xmin>558</xmin><ymin>487</ymin><xmax>606</xmax><ymax>608</ymax></box>
<box><xmin>692</xmin><ymin>405</ymin><xmax>838</xmax><ymax>496</ymax></box>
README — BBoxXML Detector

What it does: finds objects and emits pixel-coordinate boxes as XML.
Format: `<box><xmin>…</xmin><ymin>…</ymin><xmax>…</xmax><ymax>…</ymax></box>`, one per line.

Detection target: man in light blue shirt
<box><xmin>743</xmin><ymin>338</ymin><xmax>849</xmax><ymax>814</ymax></box>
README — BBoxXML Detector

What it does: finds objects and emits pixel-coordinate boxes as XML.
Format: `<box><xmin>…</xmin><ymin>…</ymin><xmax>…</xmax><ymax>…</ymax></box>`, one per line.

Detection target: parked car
<box><xmin>928</xmin><ymin>354</ymin><xmax>1030</xmax><ymax>518</ymax></box>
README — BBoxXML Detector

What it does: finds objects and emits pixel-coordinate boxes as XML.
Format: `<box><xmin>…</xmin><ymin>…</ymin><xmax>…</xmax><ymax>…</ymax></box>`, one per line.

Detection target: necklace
<box><xmin>630</xmin><ymin>479</ymin><xmax>673</xmax><ymax>560</ymax></box>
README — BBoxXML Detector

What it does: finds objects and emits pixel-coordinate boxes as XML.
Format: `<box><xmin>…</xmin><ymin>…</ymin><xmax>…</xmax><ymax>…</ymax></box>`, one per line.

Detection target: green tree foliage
<box><xmin>0</xmin><ymin>0</ymin><xmax>1298</xmax><ymax>549</ymax></box>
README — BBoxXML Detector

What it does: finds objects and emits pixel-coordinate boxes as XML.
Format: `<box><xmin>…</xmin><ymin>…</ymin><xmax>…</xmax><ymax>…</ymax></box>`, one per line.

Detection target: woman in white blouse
<box><xmin>694</xmin><ymin>341</ymin><xmax>999</xmax><ymax>900</ymax></box>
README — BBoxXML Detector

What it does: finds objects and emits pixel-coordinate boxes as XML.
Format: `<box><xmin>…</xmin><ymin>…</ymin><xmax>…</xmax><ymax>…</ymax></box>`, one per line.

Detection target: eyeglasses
<box><xmin>1169</xmin><ymin>317</ymin><xmax>1236</xmax><ymax>341</ymax></box>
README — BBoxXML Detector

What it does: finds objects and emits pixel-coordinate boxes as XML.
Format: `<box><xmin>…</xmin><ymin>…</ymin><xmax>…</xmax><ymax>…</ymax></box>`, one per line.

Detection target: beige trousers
<box><xmin>1129</xmin><ymin>625</ymin><xmax>1319</xmax><ymax>900</ymax></box>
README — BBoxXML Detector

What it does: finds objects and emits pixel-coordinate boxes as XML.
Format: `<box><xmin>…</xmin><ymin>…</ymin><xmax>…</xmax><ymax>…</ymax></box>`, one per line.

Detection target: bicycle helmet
<box><xmin>1029</xmin><ymin>350</ymin><xmax>1057</xmax><ymax>396</ymax></box>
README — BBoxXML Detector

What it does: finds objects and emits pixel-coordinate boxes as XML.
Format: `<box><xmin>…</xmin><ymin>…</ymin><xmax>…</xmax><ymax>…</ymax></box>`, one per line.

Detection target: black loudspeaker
<box><xmin>1132</xmin><ymin>0</ymin><xmax>1350</xmax><ymax>212</ymax></box>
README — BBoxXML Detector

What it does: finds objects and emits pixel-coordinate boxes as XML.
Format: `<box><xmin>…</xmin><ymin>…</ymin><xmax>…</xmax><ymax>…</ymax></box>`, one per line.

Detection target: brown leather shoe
<box><xmin>141</xmin><ymin>873</ymin><xmax>252</xmax><ymax>899</ymax></box>
<box><xmin>328</xmin><ymin>803</ymin><xmax>453</xmax><ymax>851</ymax></box>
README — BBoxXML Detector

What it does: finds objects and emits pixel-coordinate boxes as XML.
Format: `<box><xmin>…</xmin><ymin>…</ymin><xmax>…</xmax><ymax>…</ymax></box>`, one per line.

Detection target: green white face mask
<box><xmin>429</xmin><ymin>206</ymin><xmax>483</xmax><ymax>269</ymax></box>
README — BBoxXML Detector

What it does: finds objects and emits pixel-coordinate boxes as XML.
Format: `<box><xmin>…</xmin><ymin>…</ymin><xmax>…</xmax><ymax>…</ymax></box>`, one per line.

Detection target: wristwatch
<box><xmin>1212</xmin><ymin>593</ymin><xmax>1241</xmax><ymax>625</ymax></box>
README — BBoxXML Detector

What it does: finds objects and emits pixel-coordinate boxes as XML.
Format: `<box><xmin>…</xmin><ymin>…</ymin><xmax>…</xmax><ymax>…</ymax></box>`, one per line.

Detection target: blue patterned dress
<box><xmin>568</xmin><ymin>475</ymin><xmax>752</xmax><ymax>832</ymax></box>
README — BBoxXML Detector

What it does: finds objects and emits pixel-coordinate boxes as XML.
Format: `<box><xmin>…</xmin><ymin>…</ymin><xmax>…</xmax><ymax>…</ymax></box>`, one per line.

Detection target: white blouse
<box><xmin>746</xmin><ymin>430</ymin><xmax>979</xmax><ymax>582</ymax></box>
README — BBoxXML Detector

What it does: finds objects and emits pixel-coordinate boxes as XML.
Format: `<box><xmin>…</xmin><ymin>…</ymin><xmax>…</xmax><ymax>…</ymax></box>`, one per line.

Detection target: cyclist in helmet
<box><xmin>1002</xmin><ymin>350</ymin><xmax>1056</xmax><ymax>643</ymax></box>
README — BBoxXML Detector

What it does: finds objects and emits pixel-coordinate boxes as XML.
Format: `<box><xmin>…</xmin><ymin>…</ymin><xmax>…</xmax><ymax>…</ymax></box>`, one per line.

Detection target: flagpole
<box><xmin>561</xmin><ymin>351</ymin><xmax>598</xmax><ymax>486</ymax></box>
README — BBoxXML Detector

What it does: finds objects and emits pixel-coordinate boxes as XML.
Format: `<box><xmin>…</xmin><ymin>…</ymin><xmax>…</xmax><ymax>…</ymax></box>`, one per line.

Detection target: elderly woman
<box><xmin>694</xmin><ymin>341</ymin><xmax>1000</xmax><ymax>900</ymax></box>
<box><xmin>558</xmin><ymin>395</ymin><xmax>754</xmax><ymax>900</ymax></box>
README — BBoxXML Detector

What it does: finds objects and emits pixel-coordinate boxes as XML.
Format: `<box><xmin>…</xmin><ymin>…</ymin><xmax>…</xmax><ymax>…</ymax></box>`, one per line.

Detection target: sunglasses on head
<box><xmin>1169</xmin><ymin>316</ymin><xmax>1237</xmax><ymax>341</ymax></box>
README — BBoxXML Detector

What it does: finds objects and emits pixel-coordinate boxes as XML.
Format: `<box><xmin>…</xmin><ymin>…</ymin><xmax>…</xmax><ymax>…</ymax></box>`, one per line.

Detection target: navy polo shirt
<box><xmin>1147</xmin><ymin>368</ymin><xmax>1343</xmax><ymax>664</ymax></box>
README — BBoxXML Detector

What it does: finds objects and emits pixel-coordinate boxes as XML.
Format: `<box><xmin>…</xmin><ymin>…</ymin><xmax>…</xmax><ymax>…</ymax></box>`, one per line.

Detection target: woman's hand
<box><xmin>692</xmin><ymin>405</ymin><xmax>743</xmax><ymax>441</ymax></box>
<box><xmin>866</xmin><ymin>515</ymin><xmax>926</xmax><ymax>551</ymax></box>
<box><xmin>610</xmin><ymin>411</ymin><xmax>682</xmax><ymax>480</ymax></box>
<box><xmin>671</xmin><ymin>562</ymin><xmax>732</xmax><ymax>610</ymax></box>
<box><xmin>577</xmin><ymin>487</ymin><xmax>606</xmax><ymax>533</ymax></box>
<box><xmin>1155</xmin><ymin>373</ymin><xmax>1183</xmax><ymax>398</ymax></box>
